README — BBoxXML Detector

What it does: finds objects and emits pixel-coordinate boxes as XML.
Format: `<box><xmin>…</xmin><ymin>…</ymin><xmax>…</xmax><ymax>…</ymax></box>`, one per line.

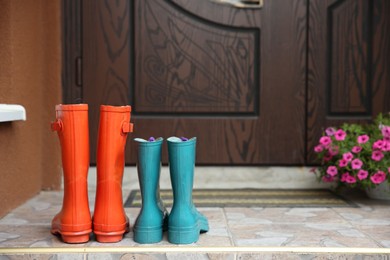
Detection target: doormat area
<box><xmin>124</xmin><ymin>189</ymin><xmax>356</xmax><ymax>208</ymax></box>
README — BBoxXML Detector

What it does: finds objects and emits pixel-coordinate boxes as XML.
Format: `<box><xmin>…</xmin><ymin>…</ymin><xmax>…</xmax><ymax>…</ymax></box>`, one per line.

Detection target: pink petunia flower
<box><xmin>346</xmin><ymin>175</ymin><xmax>357</xmax><ymax>184</ymax></box>
<box><xmin>373</xmin><ymin>140</ymin><xmax>384</xmax><ymax>150</ymax></box>
<box><xmin>357</xmin><ymin>135</ymin><xmax>369</xmax><ymax>144</ymax></box>
<box><xmin>372</xmin><ymin>151</ymin><xmax>384</xmax><ymax>161</ymax></box>
<box><xmin>384</xmin><ymin>136</ymin><xmax>390</xmax><ymax>142</ymax></box>
<box><xmin>340</xmin><ymin>172</ymin><xmax>356</xmax><ymax>184</ymax></box>
<box><xmin>381</xmin><ymin>141</ymin><xmax>390</xmax><ymax>152</ymax></box>
<box><xmin>322</xmin><ymin>175</ymin><xmax>335</xmax><ymax>183</ymax></box>
<box><xmin>314</xmin><ymin>145</ymin><xmax>324</xmax><ymax>153</ymax></box>
<box><xmin>343</xmin><ymin>152</ymin><xmax>354</xmax><ymax>162</ymax></box>
<box><xmin>326</xmin><ymin>166</ymin><xmax>338</xmax><ymax>176</ymax></box>
<box><xmin>351</xmin><ymin>158</ymin><xmax>363</xmax><ymax>170</ymax></box>
<box><xmin>334</xmin><ymin>129</ymin><xmax>347</xmax><ymax>141</ymax></box>
<box><xmin>319</xmin><ymin>136</ymin><xmax>332</xmax><ymax>148</ymax></box>
<box><xmin>325</xmin><ymin>127</ymin><xmax>336</xmax><ymax>136</ymax></box>
<box><xmin>381</xmin><ymin>126</ymin><xmax>390</xmax><ymax>137</ymax></box>
<box><xmin>370</xmin><ymin>171</ymin><xmax>387</xmax><ymax>184</ymax></box>
<box><xmin>357</xmin><ymin>169</ymin><xmax>368</xmax><ymax>180</ymax></box>
<box><xmin>341</xmin><ymin>173</ymin><xmax>350</xmax><ymax>182</ymax></box>
<box><xmin>352</xmin><ymin>146</ymin><xmax>362</xmax><ymax>154</ymax></box>
<box><xmin>338</xmin><ymin>159</ymin><xmax>348</xmax><ymax>167</ymax></box>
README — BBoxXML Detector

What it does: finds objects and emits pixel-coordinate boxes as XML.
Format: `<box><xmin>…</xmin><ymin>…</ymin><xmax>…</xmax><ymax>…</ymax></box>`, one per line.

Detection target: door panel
<box><xmin>307</xmin><ymin>0</ymin><xmax>390</xmax><ymax>163</ymax></box>
<box><xmin>62</xmin><ymin>0</ymin><xmax>82</xmax><ymax>104</ymax></box>
<box><xmin>82</xmin><ymin>0</ymin><xmax>131</xmax><ymax>165</ymax></box>
<box><xmin>135</xmin><ymin>0</ymin><xmax>258</xmax><ymax>114</ymax></box>
<box><xmin>82</xmin><ymin>0</ymin><xmax>307</xmax><ymax>165</ymax></box>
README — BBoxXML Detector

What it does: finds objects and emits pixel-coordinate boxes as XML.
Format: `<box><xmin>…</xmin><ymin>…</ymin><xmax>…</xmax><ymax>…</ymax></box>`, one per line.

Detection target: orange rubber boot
<box><xmin>93</xmin><ymin>105</ymin><xmax>133</xmax><ymax>243</ymax></box>
<box><xmin>50</xmin><ymin>104</ymin><xmax>92</xmax><ymax>243</ymax></box>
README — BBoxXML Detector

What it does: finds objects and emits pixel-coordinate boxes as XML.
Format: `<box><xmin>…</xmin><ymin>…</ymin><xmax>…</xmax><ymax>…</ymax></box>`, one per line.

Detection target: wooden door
<box><xmin>77</xmin><ymin>0</ymin><xmax>307</xmax><ymax>165</ymax></box>
<box><xmin>63</xmin><ymin>0</ymin><xmax>389</xmax><ymax>166</ymax></box>
<box><xmin>307</xmin><ymin>0</ymin><xmax>390</xmax><ymax>163</ymax></box>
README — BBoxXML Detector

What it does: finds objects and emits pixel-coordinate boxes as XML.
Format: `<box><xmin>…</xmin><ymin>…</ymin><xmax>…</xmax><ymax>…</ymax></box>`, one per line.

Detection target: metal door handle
<box><xmin>211</xmin><ymin>0</ymin><xmax>263</xmax><ymax>8</ymax></box>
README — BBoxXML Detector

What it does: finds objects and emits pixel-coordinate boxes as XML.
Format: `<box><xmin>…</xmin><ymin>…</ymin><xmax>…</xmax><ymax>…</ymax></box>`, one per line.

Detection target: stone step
<box><xmin>1</xmin><ymin>246</ymin><xmax>390</xmax><ymax>259</ymax></box>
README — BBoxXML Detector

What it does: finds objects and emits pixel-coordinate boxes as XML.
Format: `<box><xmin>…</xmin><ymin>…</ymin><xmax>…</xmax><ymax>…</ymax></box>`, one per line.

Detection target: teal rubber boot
<box><xmin>167</xmin><ymin>137</ymin><xmax>209</xmax><ymax>244</ymax></box>
<box><xmin>133</xmin><ymin>137</ymin><xmax>168</xmax><ymax>244</ymax></box>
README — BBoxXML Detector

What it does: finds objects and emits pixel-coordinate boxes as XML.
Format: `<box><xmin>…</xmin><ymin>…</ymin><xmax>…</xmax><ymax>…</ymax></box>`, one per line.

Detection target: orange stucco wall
<box><xmin>0</xmin><ymin>0</ymin><xmax>62</xmax><ymax>217</ymax></box>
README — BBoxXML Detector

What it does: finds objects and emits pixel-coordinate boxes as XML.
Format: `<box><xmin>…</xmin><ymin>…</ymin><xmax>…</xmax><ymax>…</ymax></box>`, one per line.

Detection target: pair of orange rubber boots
<box><xmin>50</xmin><ymin>104</ymin><xmax>133</xmax><ymax>243</ymax></box>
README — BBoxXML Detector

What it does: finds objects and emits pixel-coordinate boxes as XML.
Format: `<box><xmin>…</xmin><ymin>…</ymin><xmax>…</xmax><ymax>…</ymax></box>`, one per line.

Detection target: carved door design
<box><xmin>80</xmin><ymin>0</ymin><xmax>307</xmax><ymax>165</ymax></box>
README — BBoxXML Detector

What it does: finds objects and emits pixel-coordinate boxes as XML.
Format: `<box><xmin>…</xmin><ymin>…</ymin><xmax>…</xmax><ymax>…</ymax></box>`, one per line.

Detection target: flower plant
<box><xmin>313</xmin><ymin>113</ymin><xmax>390</xmax><ymax>189</ymax></box>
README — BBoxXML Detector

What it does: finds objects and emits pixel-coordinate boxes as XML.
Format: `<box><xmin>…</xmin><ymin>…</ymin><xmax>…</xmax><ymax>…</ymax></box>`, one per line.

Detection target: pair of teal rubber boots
<box><xmin>133</xmin><ymin>136</ymin><xmax>209</xmax><ymax>244</ymax></box>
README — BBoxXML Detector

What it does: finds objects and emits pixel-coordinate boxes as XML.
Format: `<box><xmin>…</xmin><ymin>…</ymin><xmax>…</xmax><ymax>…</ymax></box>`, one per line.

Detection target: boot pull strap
<box><xmin>51</xmin><ymin>120</ymin><xmax>63</xmax><ymax>132</ymax></box>
<box><xmin>122</xmin><ymin>122</ymin><xmax>134</xmax><ymax>134</ymax></box>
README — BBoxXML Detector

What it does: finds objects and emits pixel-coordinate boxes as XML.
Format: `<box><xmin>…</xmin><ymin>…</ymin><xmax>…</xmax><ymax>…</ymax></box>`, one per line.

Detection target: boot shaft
<box><xmin>135</xmin><ymin>137</ymin><xmax>163</xmax><ymax>205</ymax></box>
<box><xmin>97</xmin><ymin>105</ymin><xmax>133</xmax><ymax>181</ymax></box>
<box><xmin>52</xmin><ymin>104</ymin><xmax>89</xmax><ymax>184</ymax></box>
<box><xmin>167</xmin><ymin>137</ymin><xmax>196</xmax><ymax>206</ymax></box>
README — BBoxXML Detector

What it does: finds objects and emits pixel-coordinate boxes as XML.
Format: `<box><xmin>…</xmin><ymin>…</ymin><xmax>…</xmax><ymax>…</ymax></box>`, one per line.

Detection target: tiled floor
<box><xmin>1</xmin><ymin>167</ymin><xmax>390</xmax><ymax>259</ymax></box>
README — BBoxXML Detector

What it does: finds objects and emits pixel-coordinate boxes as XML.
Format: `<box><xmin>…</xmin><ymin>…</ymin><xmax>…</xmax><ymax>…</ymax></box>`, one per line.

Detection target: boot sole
<box><xmin>51</xmin><ymin>228</ymin><xmax>92</xmax><ymax>244</ymax></box>
<box><xmin>94</xmin><ymin>224</ymin><xmax>130</xmax><ymax>243</ymax></box>
<box><xmin>168</xmin><ymin>225</ymin><xmax>200</xmax><ymax>244</ymax></box>
<box><xmin>133</xmin><ymin>214</ymin><xmax>168</xmax><ymax>244</ymax></box>
<box><xmin>133</xmin><ymin>226</ymin><xmax>164</xmax><ymax>244</ymax></box>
